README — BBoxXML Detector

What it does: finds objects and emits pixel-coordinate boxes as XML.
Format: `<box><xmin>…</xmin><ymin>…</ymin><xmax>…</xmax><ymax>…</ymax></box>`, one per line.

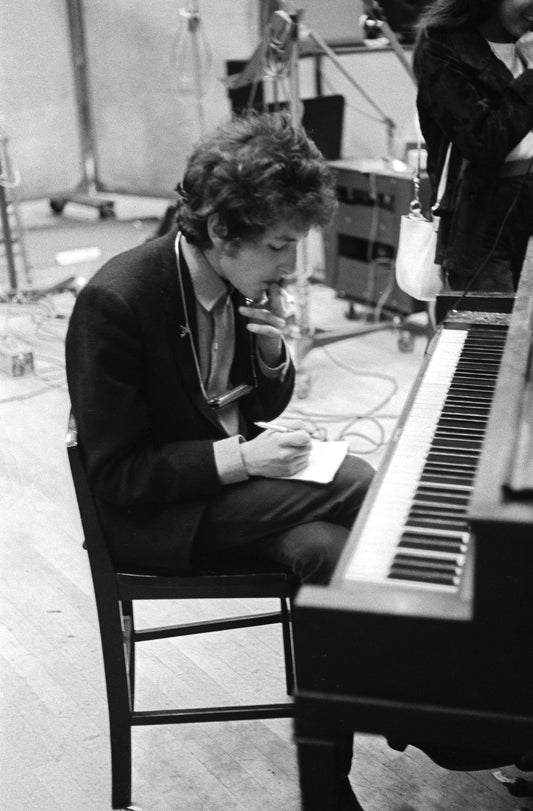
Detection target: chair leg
<box><xmin>95</xmin><ymin>597</ymin><xmax>135</xmax><ymax>808</ymax></box>
<box><xmin>122</xmin><ymin>600</ymin><xmax>135</xmax><ymax>705</ymax></box>
<box><xmin>280</xmin><ymin>596</ymin><xmax>296</xmax><ymax>696</ymax></box>
<box><xmin>109</xmin><ymin>716</ymin><xmax>133</xmax><ymax>809</ymax></box>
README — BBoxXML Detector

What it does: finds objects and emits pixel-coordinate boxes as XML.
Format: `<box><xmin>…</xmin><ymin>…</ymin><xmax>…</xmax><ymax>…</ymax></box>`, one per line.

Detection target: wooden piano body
<box><xmin>293</xmin><ymin>243</ymin><xmax>533</xmax><ymax>809</ymax></box>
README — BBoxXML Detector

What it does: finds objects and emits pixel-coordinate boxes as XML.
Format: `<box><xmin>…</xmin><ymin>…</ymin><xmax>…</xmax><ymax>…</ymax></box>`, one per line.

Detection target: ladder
<box><xmin>0</xmin><ymin>130</ymin><xmax>32</xmax><ymax>295</ymax></box>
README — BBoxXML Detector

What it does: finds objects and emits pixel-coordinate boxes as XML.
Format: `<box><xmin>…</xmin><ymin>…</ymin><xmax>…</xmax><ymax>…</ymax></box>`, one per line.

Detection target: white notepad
<box><xmin>280</xmin><ymin>439</ymin><xmax>348</xmax><ymax>484</ymax></box>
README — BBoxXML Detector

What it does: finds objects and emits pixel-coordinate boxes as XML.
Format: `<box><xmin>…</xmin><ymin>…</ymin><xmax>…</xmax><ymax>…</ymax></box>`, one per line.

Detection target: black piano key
<box><xmin>410</xmin><ymin>500</ymin><xmax>468</xmax><ymax>514</ymax></box>
<box><xmin>437</xmin><ymin>417</ymin><xmax>487</xmax><ymax>431</ymax></box>
<box><xmin>415</xmin><ymin>486</ymin><xmax>471</xmax><ymax>501</ymax></box>
<box><xmin>431</xmin><ymin>440</ymin><xmax>483</xmax><ymax>453</ymax></box>
<box><xmin>445</xmin><ymin>385</ymin><xmax>494</xmax><ymax>398</ymax></box>
<box><xmin>392</xmin><ymin>554</ymin><xmax>461</xmax><ymax>574</ymax></box>
<box><xmin>399</xmin><ymin>537</ymin><xmax>468</xmax><ymax>553</ymax></box>
<box><xmin>400</xmin><ymin>528</ymin><xmax>468</xmax><ymax>544</ymax></box>
<box><xmin>449</xmin><ymin>377</ymin><xmax>495</xmax><ymax>390</ymax></box>
<box><xmin>408</xmin><ymin>511</ymin><xmax>468</xmax><ymax>526</ymax></box>
<box><xmin>420</xmin><ymin>473</ymin><xmax>472</xmax><ymax>487</ymax></box>
<box><xmin>421</xmin><ymin>460</ymin><xmax>474</xmax><ymax>471</ymax></box>
<box><xmin>433</xmin><ymin>424</ymin><xmax>486</xmax><ymax>436</ymax></box>
<box><xmin>411</xmin><ymin>496</ymin><xmax>468</xmax><ymax>506</ymax></box>
<box><xmin>399</xmin><ymin>539</ymin><xmax>466</xmax><ymax>555</ymax></box>
<box><xmin>455</xmin><ymin>357</ymin><xmax>500</xmax><ymax>366</ymax></box>
<box><xmin>417</xmin><ymin>489</ymin><xmax>470</xmax><ymax>500</ymax></box>
<box><xmin>460</xmin><ymin>345</ymin><xmax>504</xmax><ymax>355</ymax></box>
<box><xmin>426</xmin><ymin>451</ymin><xmax>478</xmax><ymax>467</ymax></box>
<box><xmin>405</xmin><ymin>516</ymin><xmax>468</xmax><ymax>532</ymax></box>
<box><xmin>432</xmin><ymin>437</ymin><xmax>484</xmax><ymax>449</ymax></box>
<box><xmin>388</xmin><ymin>567</ymin><xmax>459</xmax><ymax>587</ymax></box>
<box><xmin>441</xmin><ymin>400</ymin><xmax>491</xmax><ymax>412</ymax></box>
<box><xmin>430</xmin><ymin>440</ymin><xmax>479</xmax><ymax>459</ymax></box>
<box><xmin>439</xmin><ymin>407</ymin><xmax>491</xmax><ymax>420</ymax></box>
<box><xmin>453</xmin><ymin>370</ymin><xmax>499</xmax><ymax>383</ymax></box>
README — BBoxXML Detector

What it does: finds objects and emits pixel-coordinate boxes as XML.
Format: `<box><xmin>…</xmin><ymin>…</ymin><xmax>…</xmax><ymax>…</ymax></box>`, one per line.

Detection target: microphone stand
<box><xmin>360</xmin><ymin>0</ymin><xmax>417</xmax><ymax>87</ymax></box>
<box><xmin>300</xmin><ymin>23</ymin><xmax>399</xmax><ymax>157</ymax></box>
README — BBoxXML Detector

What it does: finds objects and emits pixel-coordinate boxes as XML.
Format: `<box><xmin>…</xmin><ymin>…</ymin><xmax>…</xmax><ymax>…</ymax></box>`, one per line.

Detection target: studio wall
<box><xmin>2</xmin><ymin>1</ymin><xmax>419</xmax><ymax>201</ymax></box>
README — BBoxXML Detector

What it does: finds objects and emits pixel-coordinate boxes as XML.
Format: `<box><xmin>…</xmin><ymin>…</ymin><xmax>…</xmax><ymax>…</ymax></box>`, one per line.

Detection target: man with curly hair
<box><xmin>66</xmin><ymin>112</ymin><xmax>373</xmax><ymax>598</ymax></box>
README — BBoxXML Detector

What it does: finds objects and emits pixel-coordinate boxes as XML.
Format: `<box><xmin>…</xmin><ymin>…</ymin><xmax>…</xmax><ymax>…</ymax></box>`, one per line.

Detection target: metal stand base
<box><xmin>5</xmin><ymin>275</ymin><xmax>78</xmax><ymax>303</ymax></box>
<box><xmin>49</xmin><ymin>192</ymin><xmax>115</xmax><ymax>219</ymax></box>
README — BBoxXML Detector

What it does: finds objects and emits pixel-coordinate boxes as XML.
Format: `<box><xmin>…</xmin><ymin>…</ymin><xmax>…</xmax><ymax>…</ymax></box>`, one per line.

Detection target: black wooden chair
<box><xmin>66</xmin><ymin>415</ymin><xmax>297</xmax><ymax>810</ymax></box>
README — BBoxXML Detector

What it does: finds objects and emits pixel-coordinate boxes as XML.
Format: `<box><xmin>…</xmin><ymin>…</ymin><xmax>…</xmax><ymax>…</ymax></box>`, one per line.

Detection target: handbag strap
<box><xmin>410</xmin><ymin>121</ymin><xmax>451</xmax><ymax>218</ymax></box>
<box><xmin>433</xmin><ymin>143</ymin><xmax>452</xmax><ymax>212</ymax></box>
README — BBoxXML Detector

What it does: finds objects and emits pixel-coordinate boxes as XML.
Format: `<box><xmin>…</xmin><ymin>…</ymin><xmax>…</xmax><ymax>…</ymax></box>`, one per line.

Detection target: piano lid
<box><xmin>469</xmin><ymin>237</ymin><xmax>533</xmax><ymax>525</ymax></box>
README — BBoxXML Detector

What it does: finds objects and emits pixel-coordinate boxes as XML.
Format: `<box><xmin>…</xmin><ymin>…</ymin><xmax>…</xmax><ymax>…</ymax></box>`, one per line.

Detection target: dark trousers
<box><xmin>193</xmin><ymin>454</ymin><xmax>374</xmax><ymax>584</ymax></box>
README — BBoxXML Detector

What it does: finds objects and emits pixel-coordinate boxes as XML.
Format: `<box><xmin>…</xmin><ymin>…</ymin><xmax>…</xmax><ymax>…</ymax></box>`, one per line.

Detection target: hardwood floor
<box><xmin>0</xmin><ymin>203</ymin><xmax>530</xmax><ymax>810</ymax></box>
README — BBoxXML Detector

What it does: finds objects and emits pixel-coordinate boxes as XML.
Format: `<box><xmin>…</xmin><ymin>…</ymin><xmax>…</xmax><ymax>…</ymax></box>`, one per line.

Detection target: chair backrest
<box><xmin>66</xmin><ymin>413</ymin><xmax>121</xmax><ymax>593</ymax></box>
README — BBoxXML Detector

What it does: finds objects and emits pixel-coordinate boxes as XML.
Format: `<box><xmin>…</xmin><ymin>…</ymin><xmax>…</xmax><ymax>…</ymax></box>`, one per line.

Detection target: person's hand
<box><xmin>240</xmin><ymin>426</ymin><xmax>312</xmax><ymax>478</ymax></box>
<box><xmin>238</xmin><ymin>283</ymin><xmax>295</xmax><ymax>365</ymax></box>
<box><xmin>516</xmin><ymin>31</ymin><xmax>533</xmax><ymax>68</ymax></box>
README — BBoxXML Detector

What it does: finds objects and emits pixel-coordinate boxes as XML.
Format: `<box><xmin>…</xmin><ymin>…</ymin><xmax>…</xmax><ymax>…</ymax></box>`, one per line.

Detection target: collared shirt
<box><xmin>176</xmin><ymin>234</ymin><xmax>288</xmax><ymax>485</ymax></box>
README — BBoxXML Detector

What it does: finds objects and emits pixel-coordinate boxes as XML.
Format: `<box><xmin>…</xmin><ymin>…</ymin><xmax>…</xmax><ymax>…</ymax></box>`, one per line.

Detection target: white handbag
<box><xmin>395</xmin><ymin>142</ymin><xmax>451</xmax><ymax>302</ymax></box>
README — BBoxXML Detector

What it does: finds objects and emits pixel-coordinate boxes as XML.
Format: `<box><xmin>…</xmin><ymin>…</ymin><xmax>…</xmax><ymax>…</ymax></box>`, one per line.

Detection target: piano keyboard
<box><xmin>344</xmin><ymin>323</ymin><xmax>506</xmax><ymax>592</ymax></box>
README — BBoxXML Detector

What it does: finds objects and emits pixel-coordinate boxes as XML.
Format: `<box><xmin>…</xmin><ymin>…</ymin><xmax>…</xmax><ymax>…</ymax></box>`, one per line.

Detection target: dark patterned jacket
<box><xmin>414</xmin><ymin>27</ymin><xmax>533</xmax><ymax>277</ymax></box>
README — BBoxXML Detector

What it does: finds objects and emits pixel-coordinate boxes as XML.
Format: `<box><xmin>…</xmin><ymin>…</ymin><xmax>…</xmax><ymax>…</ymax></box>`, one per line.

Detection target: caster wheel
<box><xmin>398</xmin><ymin>330</ymin><xmax>414</xmax><ymax>353</ymax></box>
<box><xmin>49</xmin><ymin>197</ymin><xmax>66</xmax><ymax>214</ymax></box>
<box><xmin>99</xmin><ymin>203</ymin><xmax>115</xmax><ymax>219</ymax></box>
<box><xmin>345</xmin><ymin>302</ymin><xmax>359</xmax><ymax>321</ymax></box>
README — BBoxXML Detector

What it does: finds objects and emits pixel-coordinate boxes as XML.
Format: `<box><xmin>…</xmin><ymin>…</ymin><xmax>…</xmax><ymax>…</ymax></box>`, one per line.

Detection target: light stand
<box><xmin>173</xmin><ymin>0</ymin><xmax>213</xmax><ymax>136</ymax></box>
<box><xmin>300</xmin><ymin>23</ymin><xmax>399</xmax><ymax>157</ymax></box>
<box><xmin>360</xmin><ymin>0</ymin><xmax>417</xmax><ymax>88</ymax></box>
<box><xmin>49</xmin><ymin>0</ymin><xmax>115</xmax><ymax>219</ymax></box>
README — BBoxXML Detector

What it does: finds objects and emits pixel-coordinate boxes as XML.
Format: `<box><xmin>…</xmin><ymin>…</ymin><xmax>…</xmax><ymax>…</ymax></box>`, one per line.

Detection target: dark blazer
<box><xmin>65</xmin><ymin>228</ymin><xmax>295</xmax><ymax>571</ymax></box>
<box><xmin>414</xmin><ymin>27</ymin><xmax>533</xmax><ymax>277</ymax></box>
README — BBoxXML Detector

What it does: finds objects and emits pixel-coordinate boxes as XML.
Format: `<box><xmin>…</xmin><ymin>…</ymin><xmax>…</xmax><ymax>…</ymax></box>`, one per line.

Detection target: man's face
<box><xmin>498</xmin><ymin>0</ymin><xmax>533</xmax><ymax>38</ymax></box>
<box><xmin>215</xmin><ymin>222</ymin><xmax>308</xmax><ymax>301</ymax></box>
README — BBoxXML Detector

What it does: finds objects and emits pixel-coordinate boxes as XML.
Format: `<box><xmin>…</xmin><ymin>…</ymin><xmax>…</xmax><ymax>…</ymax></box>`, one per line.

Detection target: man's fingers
<box><xmin>278</xmin><ymin>429</ymin><xmax>312</xmax><ymax>447</ymax></box>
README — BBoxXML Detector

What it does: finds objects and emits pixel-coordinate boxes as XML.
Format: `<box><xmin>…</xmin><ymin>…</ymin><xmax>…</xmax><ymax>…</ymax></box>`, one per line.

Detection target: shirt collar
<box><xmin>176</xmin><ymin>233</ymin><xmax>230</xmax><ymax>312</ymax></box>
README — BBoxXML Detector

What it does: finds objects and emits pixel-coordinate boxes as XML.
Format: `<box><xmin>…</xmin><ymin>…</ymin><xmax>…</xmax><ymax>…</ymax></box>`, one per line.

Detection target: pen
<box><xmin>254</xmin><ymin>421</ymin><xmax>291</xmax><ymax>433</ymax></box>
<box><xmin>254</xmin><ymin>421</ymin><xmax>323</xmax><ymax>440</ymax></box>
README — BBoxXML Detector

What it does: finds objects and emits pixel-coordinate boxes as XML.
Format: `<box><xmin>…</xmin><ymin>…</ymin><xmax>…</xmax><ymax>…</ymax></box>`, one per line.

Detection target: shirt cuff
<box><xmin>256</xmin><ymin>338</ymin><xmax>290</xmax><ymax>382</ymax></box>
<box><xmin>213</xmin><ymin>435</ymin><xmax>249</xmax><ymax>484</ymax></box>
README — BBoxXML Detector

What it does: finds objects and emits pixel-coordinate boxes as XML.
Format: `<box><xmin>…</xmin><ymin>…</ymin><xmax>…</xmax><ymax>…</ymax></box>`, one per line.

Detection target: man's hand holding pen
<box><xmin>240</xmin><ymin>419</ymin><xmax>314</xmax><ymax>478</ymax></box>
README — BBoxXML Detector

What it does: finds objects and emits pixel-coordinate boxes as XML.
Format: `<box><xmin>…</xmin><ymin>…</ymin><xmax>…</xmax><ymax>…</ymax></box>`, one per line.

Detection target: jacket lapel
<box><xmin>159</xmin><ymin>230</ymin><xmax>226</xmax><ymax>433</ymax></box>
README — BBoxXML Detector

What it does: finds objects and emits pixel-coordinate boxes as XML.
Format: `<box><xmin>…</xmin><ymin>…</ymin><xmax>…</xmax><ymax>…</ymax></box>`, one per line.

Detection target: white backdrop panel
<box><xmin>0</xmin><ymin>0</ymin><xmax>83</xmax><ymax>200</ymax></box>
<box><xmin>83</xmin><ymin>0</ymin><xmax>259</xmax><ymax>197</ymax></box>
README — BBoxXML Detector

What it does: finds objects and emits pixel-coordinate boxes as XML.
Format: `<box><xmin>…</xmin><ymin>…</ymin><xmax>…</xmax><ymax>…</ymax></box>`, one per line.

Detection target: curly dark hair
<box><xmin>175</xmin><ymin>111</ymin><xmax>337</xmax><ymax>247</ymax></box>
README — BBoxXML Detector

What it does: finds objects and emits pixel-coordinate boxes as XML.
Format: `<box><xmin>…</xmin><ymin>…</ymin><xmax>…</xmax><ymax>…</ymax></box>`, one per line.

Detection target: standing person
<box><xmin>414</xmin><ymin>0</ymin><xmax>533</xmax><ymax>292</ymax></box>
<box><xmin>65</xmin><ymin>109</ymin><xmax>373</xmax><ymax>592</ymax></box>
